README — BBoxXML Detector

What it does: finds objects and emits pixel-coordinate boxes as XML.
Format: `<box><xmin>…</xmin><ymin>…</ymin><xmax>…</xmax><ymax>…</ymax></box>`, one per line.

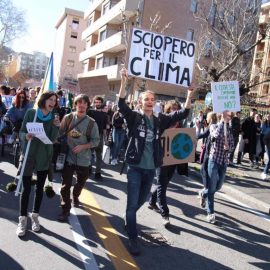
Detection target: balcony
<box><xmin>78</xmin><ymin>64</ymin><xmax>121</xmax><ymax>81</ymax></box>
<box><xmin>85</xmin><ymin>0</ymin><xmax>103</xmax><ymax>19</ymax></box>
<box><xmin>82</xmin><ymin>0</ymin><xmax>140</xmax><ymax>40</ymax></box>
<box><xmin>80</xmin><ymin>31</ymin><xmax>125</xmax><ymax>61</ymax></box>
<box><xmin>259</xmin><ymin>14</ymin><xmax>270</xmax><ymax>24</ymax></box>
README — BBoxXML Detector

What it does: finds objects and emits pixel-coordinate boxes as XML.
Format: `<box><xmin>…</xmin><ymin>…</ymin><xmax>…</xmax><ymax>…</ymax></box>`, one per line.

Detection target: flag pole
<box><xmin>15</xmin><ymin>52</ymin><xmax>54</xmax><ymax>196</ymax></box>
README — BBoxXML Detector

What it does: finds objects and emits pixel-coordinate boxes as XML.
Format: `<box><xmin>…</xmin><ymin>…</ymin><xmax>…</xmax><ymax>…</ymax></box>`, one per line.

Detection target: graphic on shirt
<box><xmin>146</xmin><ymin>128</ymin><xmax>154</xmax><ymax>143</ymax></box>
<box><xmin>171</xmin><ymin>133</ymin><xmax>193</xmax><ymax>159</ymax></box>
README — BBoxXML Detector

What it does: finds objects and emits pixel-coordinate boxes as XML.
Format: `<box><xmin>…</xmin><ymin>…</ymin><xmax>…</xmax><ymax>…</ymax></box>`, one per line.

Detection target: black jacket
<box><xmin>118</xmin><ymin>98</ymin><xmax>190</xmax><ymax>168</ymax></box>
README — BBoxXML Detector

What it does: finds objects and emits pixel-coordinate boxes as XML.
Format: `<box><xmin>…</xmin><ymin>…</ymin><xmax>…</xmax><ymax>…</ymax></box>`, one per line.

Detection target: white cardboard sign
<box><xmin>211</xmin><ymin>81</ymin><xmax>240</xmax><ymax>113</ymax></box>
<box><xmin>128</xmin><ymin>28</ymin><xmax>196</xmax><ymax>87</ymax></box>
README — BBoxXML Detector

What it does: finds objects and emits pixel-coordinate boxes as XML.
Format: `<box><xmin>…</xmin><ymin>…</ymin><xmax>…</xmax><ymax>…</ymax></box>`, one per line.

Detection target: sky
<box><xmin>11</xmin><ymin>0</ymin><xmax>90</xmax><ymax>56</ymax></box>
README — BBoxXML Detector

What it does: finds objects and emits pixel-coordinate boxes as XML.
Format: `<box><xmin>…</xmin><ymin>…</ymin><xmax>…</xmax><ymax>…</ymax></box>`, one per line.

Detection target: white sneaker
<box><xmin>207</xmin><ymin>213</ymin><xmax>216</xmax><ymax>224</ymax></box>
<box><xmin>16</xmin><ymin>216</ymin><xmax>27</xmax><ymax>237</ymax></box>
<box><xmin>30</xmin><ymin>213</ymin><xmax>40</xmax><ymax>232</ymax></box>
<box><xmin>162</xmin><ymin>216</ymin><xmax>170</xmax><ymax>227</ymax></box>
<box><xmin>261</xmin><ymin>173</ymin><xmax>268</xmax><ymax>180</ymax></box>
<box><xmin>111</xmin><ymin>159</ymin><xmax>118</xmax><ymax>165</ymax></box>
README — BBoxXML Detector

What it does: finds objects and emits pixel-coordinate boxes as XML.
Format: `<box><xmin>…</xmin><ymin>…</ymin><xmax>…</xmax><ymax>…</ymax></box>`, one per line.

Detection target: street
<box><xmin>1</xmin><ymin>150</ymin><xmax>270</xmax><ymax>270</ymax></box>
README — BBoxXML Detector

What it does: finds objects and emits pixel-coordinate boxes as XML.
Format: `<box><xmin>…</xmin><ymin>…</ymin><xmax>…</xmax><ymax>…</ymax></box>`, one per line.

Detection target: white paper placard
<box><xmin>211</xmin><ymin>81</ymin><xmax>240</xmax><ymax>113</ymax></box>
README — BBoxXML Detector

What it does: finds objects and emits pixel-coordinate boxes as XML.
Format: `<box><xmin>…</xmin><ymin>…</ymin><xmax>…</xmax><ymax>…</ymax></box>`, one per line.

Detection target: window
<box><xmin>96</xmin><ymin>57</ymin><xmax>103</xmax><ymax>69</ymax></box>
<box><xmin>102</xmin><ymin>1</ymin><xmax>110</xmax><ymax>15</ymax></box>
<box><xmin>72</xmin><ymin>18</ymin><xmax>79</xmax><ymax>30</ymax></box>
<box><xmin>69</xmin><ymin>46</ymin><xmax>76</xmax><ymax>53</ymax></box>
<box><xmin>99</xmin><ymin>29</ymin><xmax>107</xmax><ymax>42</ymax></box>
<box><xmin>208</xmin><ymin>3</ymin><xmax>217</xmax><ymax>26</ymax></box>
<box><xmin>190</xmin><ymin>0</ymin><xmax>198</xmax><ymax>13</ymax></box>
<box><xmin>42</xmin><ymin>66</ymin><xmax>45</xmax><ymax>70</ymax></box>
<box><xmin>87</xmin><ymin>15</ymin><xmax>93</xmax><ymax>27</ymax></box>
<box><xmin>186</xmin><ymin>29</ymin><xmax>194</xmax><ymax>41</ymax></box>
<box><xmin>71</xmin><ymin>32</ymin><xmax>78</xmax><ymax>39</ymax></box>
<box><xmin>67</xmin><ymin>60</ymin><xmax>75</xmax><ymax>67</ymax></box>
<box><xmin>36</xmin><ymin>65</ymin><xmax>40</xmax><ymax>69</ymax></box>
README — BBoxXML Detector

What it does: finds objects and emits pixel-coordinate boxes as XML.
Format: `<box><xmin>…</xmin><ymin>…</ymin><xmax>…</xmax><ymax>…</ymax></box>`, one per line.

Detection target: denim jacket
<box><xmin>118</xmin><ymin>98</ymin><xmax>190</xmax><ymax>168</ymax></box>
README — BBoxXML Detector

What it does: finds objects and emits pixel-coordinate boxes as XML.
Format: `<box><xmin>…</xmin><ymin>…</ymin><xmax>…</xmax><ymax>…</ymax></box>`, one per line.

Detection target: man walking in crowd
<box><xmin>229</xmin><ymin>111</ymin><xmax>241</xmax><ymax>166</ymax></box>
<box><xmin>58</xmin><ymin>94</ymin><xmax>99</xmax><ymax>222</ymax></box>
<box><xmin>241</xmin><ymin>108</ymin><xmax>257</xmax><ymax>167</ymax></box>
<box><xmin>87</xmin><ymin>96</ymin><xmax>109</xmax><ymax>180</ymax></box>
<box><xmin>206</xmin><ymin>110</ymin><xmax>234</xmax><ymax>224</ymax></box>
<box><xmin>118</xmin><ymin>68</ymin><xmax>193</xmax><ymax>256</ymax></box>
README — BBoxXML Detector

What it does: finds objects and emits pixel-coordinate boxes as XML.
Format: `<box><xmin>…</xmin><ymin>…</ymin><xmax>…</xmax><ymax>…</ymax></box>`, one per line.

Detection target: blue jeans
<box><xmin>149</xmin><ymin>165</ymin><xmax>176</xmax><ymax>217</ymax></box>
<box><xmin>126</xmin><ymin>165</ymin><xmax>155</xmax><ymax>239</ymax></box>
<box><xmin>207</xmin><ymin>159</ymin><xmax>227</xmax><ymax>214</ymax></box>
<box><xmin>263</xmin><ymin>147</ymin><xmax>270</xmax><ymax>174</ymax></box>
<box><xmin>111</xmin><ymin>128</ymin><xmax>125</xmax><ymax>160</ymax></box>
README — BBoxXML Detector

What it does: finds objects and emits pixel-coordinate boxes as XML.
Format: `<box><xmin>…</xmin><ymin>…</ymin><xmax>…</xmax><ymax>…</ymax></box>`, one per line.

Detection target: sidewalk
<box><xmin>189</xmin><ymin>159</ymin><xmax>270</xmax><ymax>214</ymax></box>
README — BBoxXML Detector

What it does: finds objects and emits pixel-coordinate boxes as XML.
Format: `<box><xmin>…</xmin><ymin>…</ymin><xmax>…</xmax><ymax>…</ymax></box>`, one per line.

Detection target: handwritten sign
<box><xmin>128</xmin><ymin>28</ymin><xmax>196</xmax><ymax>87</ymax></box>
<box><xmin>211</xmin><ymin>81</ymin><xmax>240</xmax><ymax>113</ymax></box>
<box><xmin>161</xmin><ymin>128</ymin><xmax>196</xmax><ymax>166</ymax></box>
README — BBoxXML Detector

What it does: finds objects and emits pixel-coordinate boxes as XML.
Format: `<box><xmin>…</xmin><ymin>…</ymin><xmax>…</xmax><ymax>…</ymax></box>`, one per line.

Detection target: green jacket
<box><xmin>19</xmin><ymin>109</ymin><xmax>59</xmax><ymax>175</ymax></box>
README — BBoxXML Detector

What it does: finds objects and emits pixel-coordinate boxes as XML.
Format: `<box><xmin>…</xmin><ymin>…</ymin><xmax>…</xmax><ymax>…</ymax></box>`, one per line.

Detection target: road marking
<box><xmin>80</xmin><ymin>189</ymin><xmax>139</xmax><ymax>270</ymax></box>
<box><xmin>69</xmin><ymin>208</ymin><xmax>100</xmax><ymax>270</ymax></box>
<box><xmin>218</xmin><ymin>193</ymin><xmax>270</xmax><ymax>223</ymax></box>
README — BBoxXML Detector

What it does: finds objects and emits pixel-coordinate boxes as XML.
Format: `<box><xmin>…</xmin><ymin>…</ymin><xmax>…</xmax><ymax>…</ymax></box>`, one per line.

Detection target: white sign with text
<box><xmin>128</xmin><ymin>28</ymin><xmax>196</xmax><ymax>87</ymax></box>
<box><xmin>211</xmin><ymin>81</ymin><xmax>240</xmax><ymax>113</ymax></box>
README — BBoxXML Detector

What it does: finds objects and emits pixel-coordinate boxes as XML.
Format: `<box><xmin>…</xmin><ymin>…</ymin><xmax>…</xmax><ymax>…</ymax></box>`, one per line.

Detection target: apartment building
<box><xmin>78</xmin><ymin>0</ymin><xmax>211</xmax><ymax>101</ymax></box>
<box><xmin>54</xmin><ymin>8</ymin><xmax>86</xmax><ymax>93</ymax></box>
<box><xmin>250</xmin><ymin>1</ymin><xmax>270</xmax><ymax>104</ymax></box>
<box><xmin>5</xmin><ymin>51</ymin><xmax>48</xmax><ymax>80</ymax></box>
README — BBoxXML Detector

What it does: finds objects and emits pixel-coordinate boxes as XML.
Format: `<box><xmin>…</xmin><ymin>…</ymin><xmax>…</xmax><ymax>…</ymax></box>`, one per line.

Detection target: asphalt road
<box><xmin>1</xmin><ymin>148</ymin><xmax>270</xmax><ymax>270</ymax></box>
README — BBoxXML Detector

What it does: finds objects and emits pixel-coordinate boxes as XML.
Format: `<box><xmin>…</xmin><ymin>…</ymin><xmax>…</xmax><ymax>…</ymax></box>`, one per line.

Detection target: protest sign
<box><xmin>26</xmin><ymin>122</ymin><xmax>52</xmax><ymax>144</ymax></box>
<box><xmin>1</xmin><ymin>95</ymin><xmax>13</xmax><ymax>109</ymax></box>
<box><xmin>161</xmin><ymin>128</ymin><xmax>196</xmax><ymax>166</ymax></box>
<box><xmin>211</xmin><ymin>81</ymin><xmax>240</xmax><ymax>113</ymax></box>
<box><xmin>128</xmin><ymin>28</ymin><xmax>196</xmax><ymax>87</ymax></box>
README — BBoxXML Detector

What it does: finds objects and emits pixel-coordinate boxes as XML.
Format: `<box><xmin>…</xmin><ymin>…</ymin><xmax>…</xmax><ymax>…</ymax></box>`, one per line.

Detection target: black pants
<box><xmin>149</xmin><ymin>165</ymin><xmax>177</xmax><ymax>217</ymax></box>
<box><xmin>20</xmin><ymin>170</ymin><xmax>48</xmax><ymax>216</ymax></box>
<box><xmin>60</xmin><ymin>163</ymin><xmax>89</xmax><ymax>211</ymax></box>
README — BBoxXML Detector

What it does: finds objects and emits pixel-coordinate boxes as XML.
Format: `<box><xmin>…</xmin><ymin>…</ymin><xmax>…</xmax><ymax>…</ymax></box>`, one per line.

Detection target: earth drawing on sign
<box><xmin>171</xmin><ymin>133</ymin><xmax>193</xmax><ymax>160</ymax></box>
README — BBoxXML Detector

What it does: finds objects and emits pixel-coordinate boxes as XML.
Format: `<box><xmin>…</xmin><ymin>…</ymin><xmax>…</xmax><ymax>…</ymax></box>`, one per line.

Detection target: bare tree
<box><xmin>195</xmin><ymin>0</ymin><xmax>269</xmax><ymax>96</ymax></box>
<box><xmin>0</xmin><ymin>0</ymin><xmax>26</xmax><ymax>49</ymax></box>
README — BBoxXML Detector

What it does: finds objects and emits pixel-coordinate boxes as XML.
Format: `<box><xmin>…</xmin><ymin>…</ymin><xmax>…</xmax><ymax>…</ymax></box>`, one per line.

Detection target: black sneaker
<box><xmin>57</xmin><ymin>211</ymin><xmax>70</xmax><ymax>222</ymax></box>
<box><xmin>148</xmin><ymin>203</ymin><xmax>160</xmax><ymax>213</ymax></box>
<box><xmin>73</xmin><ymin>197</ymin><xmax>80</xmax><ymax>207</ymax></box>
<box><xmin>95</xmin><ymin>173</ymin><xmax>103</xmax><ymax>180</ymax></box>
<box><xmin>128</xmin><ymin>238</ymin><xmax>140</xmax><ymax>256</ymax></box>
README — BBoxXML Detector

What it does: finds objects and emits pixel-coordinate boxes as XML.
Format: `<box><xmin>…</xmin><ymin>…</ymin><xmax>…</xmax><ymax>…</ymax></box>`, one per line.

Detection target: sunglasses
<box><xmin>19</xmin><ymin>96</ymin><xmax>25</xmax><ymax>99</ymax></box>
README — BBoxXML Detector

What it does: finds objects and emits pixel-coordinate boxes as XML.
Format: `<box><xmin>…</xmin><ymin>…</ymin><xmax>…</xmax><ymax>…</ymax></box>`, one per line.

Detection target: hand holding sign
<box><xmin>25</xmin><ymin>133</ymin><xmax>34</xmax><ymax>141</ymax></box>
<box><xmin>120</xmin><ymin>67</ymin><xmax>128</xmax><ymax>84</ymax></box>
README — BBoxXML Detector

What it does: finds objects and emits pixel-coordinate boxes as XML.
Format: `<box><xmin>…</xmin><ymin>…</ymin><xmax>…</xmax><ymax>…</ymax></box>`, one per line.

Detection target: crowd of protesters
<box><xmin>1</xmin><ymin>77</ymin><xmax>270</xmax><ymax>256</ymax></box>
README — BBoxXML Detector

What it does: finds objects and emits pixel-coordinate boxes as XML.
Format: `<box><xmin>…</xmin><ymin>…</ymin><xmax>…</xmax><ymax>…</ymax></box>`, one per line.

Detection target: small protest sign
<box><xmin>1</xmin><ymin>95</ymin><xmax>13</xmax><ymax>109</ymax></box>
<box><xmin>128</xmin><ymin>28</ymin><xmax>196</xmax><ymax>87</ymax></box>
<box><xmin>211</xmin><ymin>81</ymin><xmax>240</xmax><ymax>113</ymax></box>
<box><xmin>161</xmin><ymin>128</ymin><xmax>196</xmax><ymax>166</ymax></box>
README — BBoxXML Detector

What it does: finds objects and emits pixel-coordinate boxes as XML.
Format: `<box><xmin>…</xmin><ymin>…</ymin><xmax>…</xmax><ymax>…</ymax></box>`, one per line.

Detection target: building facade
<box><xmin>250</xmin><ymin>1</ymin><xmax>270</xmax><ymax>104</ymax></box>
<box><xmin>54</xmin><ymin>8</ymin><xmax>86</xmax><ymax>93</ymax></box>
<box><xmin>5</xmin><ymin>51</ymin><xmax>48</xmax><ymax>81</ymax></box>
<box><xmin>78</xmin><ymin>0</ymin><xmax>211</xmax><ymax>101</ymax></box>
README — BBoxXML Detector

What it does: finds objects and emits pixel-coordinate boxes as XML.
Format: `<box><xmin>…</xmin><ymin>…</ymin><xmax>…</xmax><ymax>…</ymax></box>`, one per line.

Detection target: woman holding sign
<box><xmin>118</xmin><ymin>68</ymin><xmax>193</xmax><ymax>256</ymax></box>
<box><xmin>16</xmin><ymin>92</ymin><xmax>60</xmax><ymax>237</ymax></box>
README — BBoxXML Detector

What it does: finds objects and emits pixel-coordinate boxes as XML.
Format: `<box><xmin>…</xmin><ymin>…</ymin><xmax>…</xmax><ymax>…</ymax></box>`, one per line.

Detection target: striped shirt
<box><xmin>209</xmin><ymin>122</ymin><xmax>234</xmax><ymax>165</ymax></box>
